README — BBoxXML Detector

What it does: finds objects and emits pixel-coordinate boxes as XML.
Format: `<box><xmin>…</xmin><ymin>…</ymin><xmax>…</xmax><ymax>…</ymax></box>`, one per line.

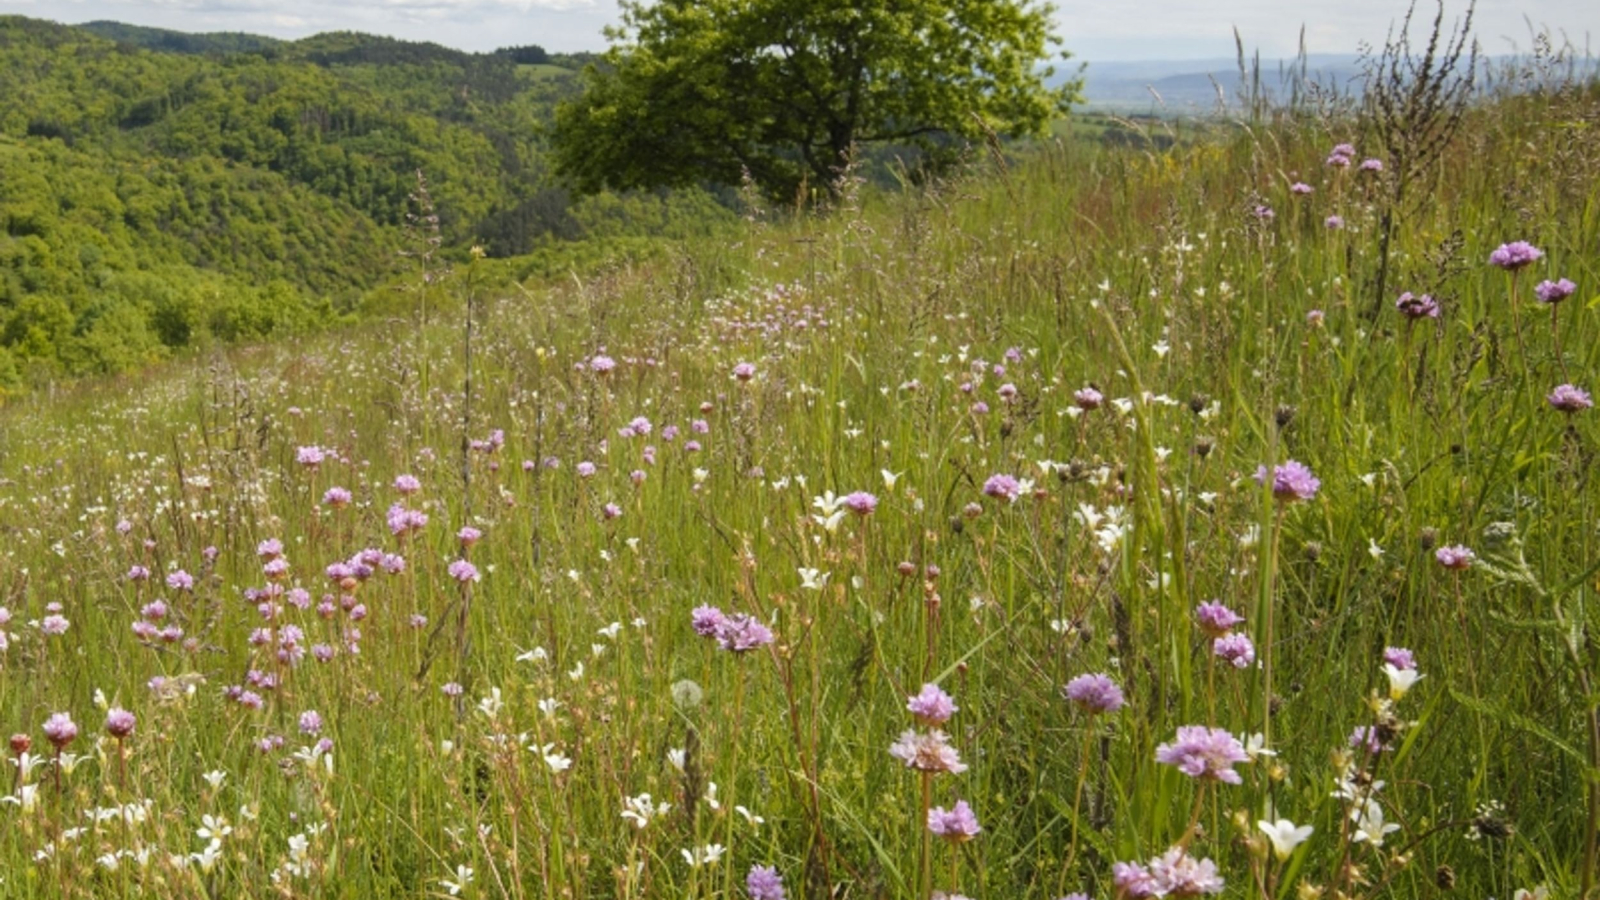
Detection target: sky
<box><xmin>0</xmin><ymin>0</ymin><xmax>1594</xmax><ymax>62</ymax></box>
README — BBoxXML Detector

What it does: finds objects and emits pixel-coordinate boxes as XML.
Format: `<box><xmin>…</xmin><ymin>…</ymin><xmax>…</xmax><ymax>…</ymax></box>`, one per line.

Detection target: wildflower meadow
<box><xmin>0</xmin><ymin>47</ymin><xmax>1597</xmax><ymax>900</ymax></box>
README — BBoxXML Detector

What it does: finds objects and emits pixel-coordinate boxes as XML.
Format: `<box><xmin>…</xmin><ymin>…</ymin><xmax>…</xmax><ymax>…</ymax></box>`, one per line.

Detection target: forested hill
<box><xmin>0</xmin><ymin>16</ymin><xmax>726</xmax><ymax>388</ymax></box>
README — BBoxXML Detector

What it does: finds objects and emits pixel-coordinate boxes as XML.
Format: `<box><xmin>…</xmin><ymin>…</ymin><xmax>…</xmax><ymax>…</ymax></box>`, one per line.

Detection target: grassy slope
<box><xmin>0</xmin><ymin>83</ymin><xmax>1597</xmax><ymax>898</ymax></box>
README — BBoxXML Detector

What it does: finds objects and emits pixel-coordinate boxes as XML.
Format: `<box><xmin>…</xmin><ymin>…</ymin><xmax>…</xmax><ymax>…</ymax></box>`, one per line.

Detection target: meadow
<box><xmin>0</xmin><ymin>53</ymin><xmax>1597</xmax><ymax>900</ymax></box>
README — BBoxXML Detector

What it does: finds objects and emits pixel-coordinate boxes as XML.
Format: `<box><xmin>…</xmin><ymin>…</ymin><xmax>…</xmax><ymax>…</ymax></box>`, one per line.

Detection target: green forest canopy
<box><xmin>0</xmin><ymin>15</ymin><xmax>733</xmax><ymax>387</ymax></box>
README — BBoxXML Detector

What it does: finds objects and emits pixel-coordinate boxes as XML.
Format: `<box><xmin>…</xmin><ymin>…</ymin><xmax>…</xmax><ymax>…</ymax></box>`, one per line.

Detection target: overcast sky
<box><xmin>2</xmin><ymin>0</ymin><xmax>1594</xmax><ymax>61</ymax></box>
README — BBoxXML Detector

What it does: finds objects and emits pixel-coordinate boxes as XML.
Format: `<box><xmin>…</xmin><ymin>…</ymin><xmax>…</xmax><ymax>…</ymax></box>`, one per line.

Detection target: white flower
<box><xmin>597</xmin><ymin>622</ymin><xmax>622</xmax><ymax>640</ymax></box>
<box><xmin>735</xmin><ymin>805</ymin><xmax>764</xmax><ymax>830</ymax></box>
<box><xmin>477</xmin><ymin>687</ymin><xmax>504</xmax><ymax>718</ymax></box>
<box><xmin>196</xmin><ymin>814</ymin><xmax>232</xmax><ymax>843</ymax></box>
<box><xmin>439</xmin><ymin>864</ymin><xmax>475</xmax><ymax>896</ymax></box>
<box><xmin>1257</xmin><ymin>819</ymin><xmax>1313</xmax><ymax>859</ymax></box>
<box><xmin>538</xmin><ymin>697</ymin><xmax>562</xmax><ymax>719</ymax></box>
<box><xmin>1152</xmin><ymin>340</ymin><xmax>1171</xmax><ymax>358</ymax></box>
<box><xmin>881</xmin><ymin>470</ymin><xmax>902</xmax><ymax>491</ymax></box>
<box><xmin>1243</xmin><ymin>733</ymin><xmax>1276</xmax><ymax>760</ymax></box>
<box><xmin>10</xmin><ymin>752</ymin><xmax>48</xmax><ymax>784</ymax></box>
<box><xmin>1368</xmin><ymin>538</ymin><xmax>1385</xmax><ymax>561</ymax></box>
<box><xmin>190</xmin><ymin>839</ymin><xmax>223</xmax><ymax>874</ymax></box>
<box><xmin>621</xmin><ymin>793</ymin><xmax>671</xmax><ymax>829</ymax></box>
<box><xmin>57</xmin><ymin>752</ymin><xmax>86</xmax><ymax>777</ymax></box>
<box><xmin>1383</xmin><ymin>663</ymin><xmax>1424</xmax><ymax>700</ymax></box>
<box><xmin>567</xmin><ymin>661</ymin><xmax>585</xmax><ymax>682</ymax></box>
<box><xmin>680</xmin><ymin>844</ymin><xmax>726</xmax><ymax>868</ymax></box>
<box><xmin>202</xmin><ymin>770</ymin><xmax>227</xmax><ymax>790</ymax></box>
<box><xmin>516</xmin><ymin>646</ymin><xmax>549</xmax><ymax>664</ymax></box>
<box><xmin>1513</xmin><ymin>887</ymin><xmax>1551</xmax><ymax>900</ymax></box>
<box><xmin>1350</xmin><ymin>799</ymin><xmax>1400</xmax><ymax>847</ymax></box>
<box><xmin>535</xmin><ymin>744</ymin><xmax>572</xmax><ymax>773</ymax></box>
<box><xmin>1</xmin><ymin>784</ymin><xmax>40</xmax><ymax>814</ymax></box>
<box><xmin>666</xmin><ymin>748</ymin><xmax>687</xmax><ymax>773</ymax></box>
<box><xmin>797</xmin><ymin>568</ymin><xmax>830</xmax><ymax>591</ymax></box>
<box><xmin>811</xmin><ymin>510</ymin><xmax>846</xmax><ymax>533</ymax></box>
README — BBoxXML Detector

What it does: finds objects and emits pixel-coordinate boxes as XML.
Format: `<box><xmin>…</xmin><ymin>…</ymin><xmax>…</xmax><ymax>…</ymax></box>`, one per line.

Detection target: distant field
<box><xmin>516</xmin><ymin>62</ymin><xmax>576</xmax><ymax>81</ymax></box>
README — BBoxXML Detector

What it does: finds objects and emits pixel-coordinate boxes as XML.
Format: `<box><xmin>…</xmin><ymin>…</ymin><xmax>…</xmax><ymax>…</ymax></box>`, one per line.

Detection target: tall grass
<box><xmin>0</xmin><ymin>57</ymin><xmax>1597</xmax><ymax>900</ymax></box>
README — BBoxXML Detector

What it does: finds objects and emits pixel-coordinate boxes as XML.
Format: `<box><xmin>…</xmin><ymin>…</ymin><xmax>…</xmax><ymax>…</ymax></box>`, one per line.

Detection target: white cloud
<box><xmin>6</xmin><ymin>0</ymin><xmax>1597</xmax><ymax>58</ymax></box>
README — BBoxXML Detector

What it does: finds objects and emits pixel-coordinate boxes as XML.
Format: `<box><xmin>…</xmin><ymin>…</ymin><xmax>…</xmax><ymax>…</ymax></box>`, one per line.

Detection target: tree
<box><xmin>551</xmin><ymin>0</ymin><xmax>1077</xmax><ymax>200</ymax></box>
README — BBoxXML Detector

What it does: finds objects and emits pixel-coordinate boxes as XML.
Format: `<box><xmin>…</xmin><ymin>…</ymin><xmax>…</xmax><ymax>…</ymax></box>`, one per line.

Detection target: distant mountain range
<box><xmin>1071</xmin><ymin>55</ymin><xmax>1364</xmax><ymax>111</ymax></box>
<box><xmin>1068</xmin><ymin>52</ymin><xmax>1599</xmax><ymax>113</ymax></box>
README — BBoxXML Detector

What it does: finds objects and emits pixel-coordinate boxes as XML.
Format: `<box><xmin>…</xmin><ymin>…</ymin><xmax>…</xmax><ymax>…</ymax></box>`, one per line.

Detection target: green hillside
<box><xmin>0</xmin><ymin>16</ymin><xmax>729</xmax><ymax>386</ymax></box>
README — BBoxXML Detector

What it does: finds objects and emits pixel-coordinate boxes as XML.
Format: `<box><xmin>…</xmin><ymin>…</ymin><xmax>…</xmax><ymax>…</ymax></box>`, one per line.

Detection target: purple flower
<box><xmin>42</xmin><ymin>712</ymin><xmax>78</xmax><ymax>749</ymax></box>
<box><xmin>447</xmin><ymin>559</ymin><xmax>480</xmax><ymax>583</ymax></box>
<box><xmin>1074</xmin><ymin>387</ymin><xmax>1103</xmax><ymax>410</ymax></box>
<box><xmin>1548</xmin><ymin>383</ymin><xmax>1593</xmax><ymax>413</ymax></box>
<box><xmin>1194</xmin><ymin>601</ymin><xmax>1244</xmax><ymax>638</ymax></box>
<box><xmin>983</xmin><ymin>474</ymin><xmax>1022</xmax><ymax>503</ymax></box>
<box><xmin>843</xmin><ymin>491</ymin><xmax>878</xmax><ymax>516</ymax></box>
<box><xmin>907</xmin><ymin>683</ymin><xmax>958</xmax><ymax>725</ymax></box>
<box><xmin>1330</xmin><ymin>143</ymin><xmax>1356</xmax><ymax>158</ymax></box>
<box><xmin>1394</xmin><ymin>292</ymin><xmax>1440</xmax><ymax>319</ymax></box>
<box><xmin>589</xmin><ymin>354</ymin><xmax>616</xmax><ymax>374</ymax></box>
<box><xmin>127</xmin><ymin>565</ymin><xmax>151</xmax><ymax>582</ymax></box>
<box><xmin>746</xmin><ymin>865</ymin><xmax>786</xmax><ymax>900</ymax></box>
<box><xmin>576</xmin><ymin>461</ymin><xmax>597</xmax><ymax>478</ymax></box>
<box><xmin>1349</xmin><ymin>725</ymin><xmax>1386</xmax><ymax>755</ymax></box>
<box><xmin>1325</xmin><ymin>215</ymin><xmax>1345</xmax><ymax>229</ymax></box>
<box><xmin>888</xmin><ymin>729</ymin><xmax>967</xmax><ymax>774</ymax></box>
<box><xmin>1063</xmin><ymin>673</ymin><xmax>1124</xmax><ymax>714</ymax></box>
<box><xmin>322</xmin><ymin>487</ymin><xmax>352</xmax><ymax>508</ymax></box>
<box><xmin>1383</xmin><ymin>646</ymin><xmax>1416</xmax><ymax>670</ymax></box>
<box><xmin>691</xmin><ymin>605</ymin><xmax>726</xmax><ymax>637</ymax></box>
<box><xmin>1155</xmin><ymin>726</ymin><xmax>1249</xmax><ymax>784</ymax></box>
<box><xmin>1252</xmin><ymin>204</ymin><xmax>1276</xmax><ymax>222</ymax></box>
<box><xmin>394</xmin><ymin>474</ymin><xmax>422</xmax><ymax>494</ymax></box>
<box><xmin>1489</xmin><ymin>241</ymin><xmax>1543</xmax><ymax>271</ymax></box>
<box><xmin>1535</xmin><ymin>278</ymin><xmax>1577</xmax><ymax>304</ymax></box>
<box><xmin>998</xmin><ymin>382</ymin><xmax>1018</xmax><ymax>402</ymax></box>
<box><xmin>296</xmin><ymin>446</ymin><xmax>325</xmax><ymax>467</ymax></box>
<box><xmin>733</xmin><ymin>362</ymin><xmax>757</xmax><ymax>381</ymax></box>
<box><xmin>257</xmin><ymin>538</ymin><xmax>284</xmax><ymax>559</ymax></box>
<box><xmin>1359</xmin><ymin>158</ymin><xmax>1384</xmax><ymax>172</ymax></box>
<box><xmin>1435</xmin><ymin>545</ymin><xmax>1474</xmax><ymax>570</ymax></box>
<box><xmin>1290</xmin><ymin>182</ymin><xmax>1313</xmax><ymax>195</ymax></box>
<box><xmin>927</xmin><ymin>800</ymin><xmax>982</xmax><ymax>842</ymax></box>
<box><xmin>602</xmin><ymin>502</ymin><xmax>623</xmax><ymax>521</ymax></box>
<box><xmin>1213</xmin><ymin>633</ymin><xmax>1256</xmax><ymax>668</ymax></box>
<box><xmin>41</xmin><ymin>614</ymin><xmax>69</xmax><ymax>635</ymax></box>
<box><xmin>105</xmin><ymin>708</ymin><xmax>136</xmax><ymax>739</ymax></box>
<box><xmin>715</xmin><ymin>614</ymin><xmax>774</xmax><ymax>653</ymax></box>
<box><xmin>166</xmin><ymin>570</ymin><xmax>194</xmax><ymax>591</ymax></box>
<box><xmin>458</xmin><ymin>527</ymin><xmax>482</xmax><ymax>547</ymax></box>
<box><xmin>299</xmin><ymin>710</ymin><xmax>323</xmax><ymax>736</ymax></box>
<box><xmin>1255</xmin><ymin>460</ymin><xmax>1320</xmax><ymax>502</ymax></box>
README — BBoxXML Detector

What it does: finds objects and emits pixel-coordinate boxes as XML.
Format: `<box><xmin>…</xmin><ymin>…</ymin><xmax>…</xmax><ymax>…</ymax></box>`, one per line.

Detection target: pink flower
<box><xmin>888</xmin><ymin>729</ymin><xmax>968</xmax><ymax>774</ymax></box>
<box><xmin>907</xmin><ymin>684</ymin><xmax>957</xmax><ymax>725</ymax></box>
<box><xmin>42</xmin><ymin>712</ymin><xmax>78</xmax><ymax>749</ymax></box>
<box><xmin>1155</xmin><ymin>726</ymin><xmax>1248</xmax><ymax>784</ymax></box>
<box><xmin>927</xmin><ymin>800</ymin><xmax>981</xmax><ymax>842</ymax></box>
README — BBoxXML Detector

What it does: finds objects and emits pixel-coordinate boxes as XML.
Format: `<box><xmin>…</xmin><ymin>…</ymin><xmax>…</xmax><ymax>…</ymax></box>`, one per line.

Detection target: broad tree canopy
<box><xmin>552</xmin><ymin>0</ymin><xmax>1076</xmax><ymax>200</ymax></box>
